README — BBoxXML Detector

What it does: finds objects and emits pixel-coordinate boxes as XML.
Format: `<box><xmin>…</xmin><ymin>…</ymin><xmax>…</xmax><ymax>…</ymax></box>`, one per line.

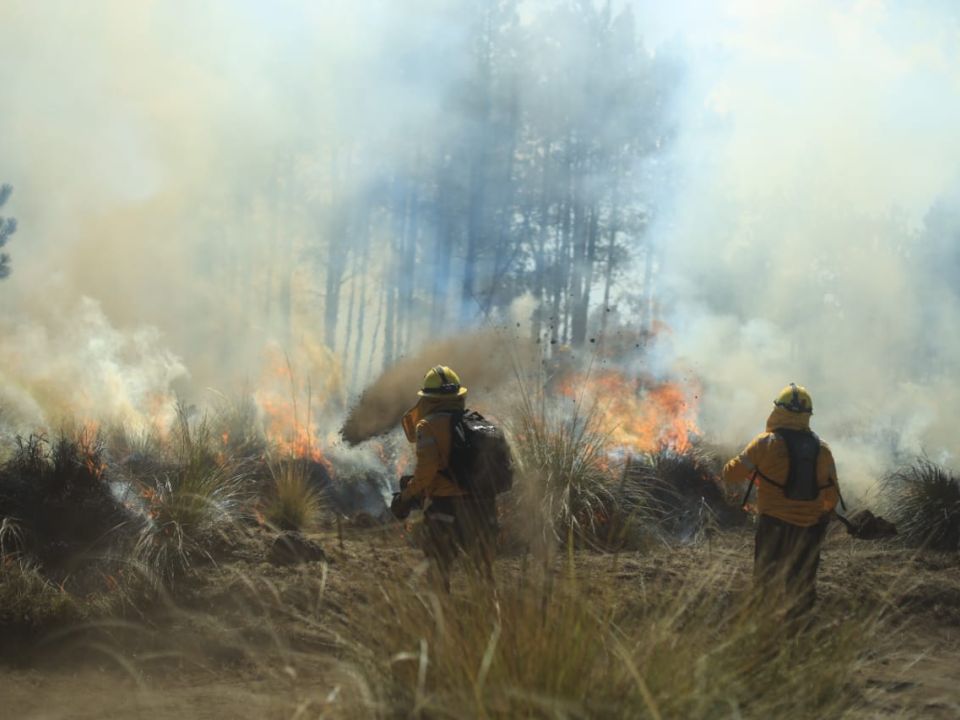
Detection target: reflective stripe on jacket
<box><xmin>723</xmin><ymin>407</ymin><xmax>840</xmax><ymax>527</ymax></box>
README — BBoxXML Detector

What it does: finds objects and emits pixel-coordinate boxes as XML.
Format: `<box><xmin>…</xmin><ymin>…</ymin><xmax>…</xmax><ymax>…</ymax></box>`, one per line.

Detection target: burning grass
<box><xmin>0</xmin><ymin>371</ymin><xmax>955</xmax><ymax>716</ymax></box>
<box><xmin>502</xmin><ymin>369</ymin><xmax>741</xmax><ymax>552</ymax></box>
<box><xmin>0</xmin><ymin>429</ymin><xmax>139</xmax><ymax>578</ymax></box>
<box><xmin>132</xmin><ymin>406</ymin><xmax>253</xmax><ymax>581</ymax></box>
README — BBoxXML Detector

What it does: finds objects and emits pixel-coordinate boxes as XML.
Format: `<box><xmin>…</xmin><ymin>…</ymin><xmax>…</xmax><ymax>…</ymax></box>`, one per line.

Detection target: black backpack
<box><xmin>445</xmin><ymin>411</ymin><xmax>514</xmax><ymax>496</ymax></box>
<box><xmin>774</xmin><ymin>429</ymin><xmax>822</xmax><ymax>500</ymax></box>
<box><xmin>742</xmin><ymin>428</ymin><xmax>831</xmax><ymax>506</ymax></box>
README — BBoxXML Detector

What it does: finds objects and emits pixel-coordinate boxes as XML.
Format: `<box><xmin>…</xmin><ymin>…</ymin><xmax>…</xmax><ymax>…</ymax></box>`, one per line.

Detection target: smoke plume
<box><xmin>646</xmin><ymin>0</ymin><xmax>960</xmax><ymax>493</ymax></box>
<box><xmin>2</xmin><ymin>0</ymin><xmax>959</xmax><ymax>498</ymax></box>
<box><xmin>341</xmin><ymin>328</ymin><xmax>535</xmax><ymax>445</ymax></box>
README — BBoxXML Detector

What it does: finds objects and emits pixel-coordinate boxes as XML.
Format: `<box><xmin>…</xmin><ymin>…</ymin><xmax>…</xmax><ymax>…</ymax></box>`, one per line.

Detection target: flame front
<box><xmin>254</xmin><ymin>345</ymin><xmax>334</xmax><ymax>472</ymax></box>
<box><xmin>558</xmin><ymin>370</ymin><xmax>700</xmax><ymax>454</ymax></box>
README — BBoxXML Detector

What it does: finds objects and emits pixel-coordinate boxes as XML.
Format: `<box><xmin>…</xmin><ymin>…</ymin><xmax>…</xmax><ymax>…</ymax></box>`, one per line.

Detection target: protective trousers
<box><xmin>753</xmin><ymin>514</ymin><xmax>827</xmax><ymax>619</ymax></box>
<box><xmin>421</xmin><ymin>494</ymin><xmax>497</xmax><ymax>589</ymax></box>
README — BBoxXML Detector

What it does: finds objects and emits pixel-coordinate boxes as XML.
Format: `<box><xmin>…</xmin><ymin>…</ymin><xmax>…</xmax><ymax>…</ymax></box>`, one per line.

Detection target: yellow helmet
<box><xmin>774</xmin><ymin>383</ymin><xmax>813</xmax><ymax>414</ymax></box>
<box><xmin>418</xmin><ymin>365</ymin><xmax>468</xmax><ymax>398</ymax></box>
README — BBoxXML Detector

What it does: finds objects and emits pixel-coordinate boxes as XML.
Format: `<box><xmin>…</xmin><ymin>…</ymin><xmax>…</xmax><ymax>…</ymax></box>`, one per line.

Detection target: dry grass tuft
<box><xmin>614</xmin><ymin>445</ymin><xmax>744</xmax><ymax>546</ymax></box>
<box><xmin>263</xmin><ymin>459</ymin><xmax>323</xmax><ymax>532</ymax></box>
<box><xmin>0</xmin><ymin>559</ymin><xmax>84</xmax><ymax>631</ymax></box>
<box><xmin>504</xmin><ymin>371</ymin><xmax>613</xmax><ymax>548</ymax></box>
<box><xmin>349</xmin><ymin>557</ymin><xmax>881</xmax><ymax>719</ymax></box>
<box><xmin>133</xmin><ymin>405</ymin><xmax>251</xmax><ymax>580</ymax></box>
<box><xmin>882</xmin><ymin>458</ymin><xmax>960</xmax><ymax>552</ymax></box>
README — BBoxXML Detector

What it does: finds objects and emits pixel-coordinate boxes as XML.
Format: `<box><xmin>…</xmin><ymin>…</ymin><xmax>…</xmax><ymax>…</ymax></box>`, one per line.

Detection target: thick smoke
<box><xmin>341</xmin><ymin>328</ymin><xmax>537</xmax><ymax>444</ymax></box>
<box><xmin>2</xmin><ymin>0</ymin><xmax>958</xmax><ymax>496</ymax></box>
<box><xmin>646</xmin><ymin>0</ymin><xmax>960</xmax><ymax>493</ymax></box>
<box><xmin>0</xmin><ymin>298</ymin><xmax>185</xmax><ymax>432</ymax></box>
<box><xmin>0</xmin><ymin>1</ymin><xmax>471</xmax><ymax>422</ymax></box>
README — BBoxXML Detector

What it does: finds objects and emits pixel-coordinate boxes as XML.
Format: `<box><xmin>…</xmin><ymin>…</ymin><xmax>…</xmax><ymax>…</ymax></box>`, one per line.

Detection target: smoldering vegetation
<box><xmin>2</xmin><ymin>377</ymin><xmax>959</xmax><ymax>717</ymax></box>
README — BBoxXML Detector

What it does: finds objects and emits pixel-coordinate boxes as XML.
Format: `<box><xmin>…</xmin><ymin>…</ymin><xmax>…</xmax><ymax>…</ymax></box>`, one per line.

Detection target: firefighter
<box><xmin>390</xmin><ymin>366</ymin><xmax>497</xmax><ymax>589</ymax></box>
<box><xmin>722</xmin><ymin>383</ymin><xmax>842</xmax><ymax>619</ymax></box>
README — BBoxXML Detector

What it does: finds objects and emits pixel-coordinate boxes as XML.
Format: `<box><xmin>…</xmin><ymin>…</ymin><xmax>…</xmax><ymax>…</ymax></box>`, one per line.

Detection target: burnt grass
<box><xmin>0</xmin><ymin>434</ymin><xmax>143</xmax><ymax>583</ymax></box>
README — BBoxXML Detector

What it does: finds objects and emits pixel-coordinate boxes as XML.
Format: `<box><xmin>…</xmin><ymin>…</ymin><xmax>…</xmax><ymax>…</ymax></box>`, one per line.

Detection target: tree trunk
<box><xmin>639</xmin><ymin>242</ymin><xmax>656</xmax><ymax>344</ymax></box>
<box><xmin>431</xmin><ymin>158</ymin><xmax>455</xmax><ymax>329</ymax></box>
<box><xmin>400</xmin><ymin>175</ymin><xmax>420</xmax><ymax>355</ymax></box>
<box><xmin>532</xmin><ymin>141</ymin><xmax>551</xmax><ymax>340</ymax></box>
<box><xmin>349</xmin><ymin>211</ymin><xmax>371</xmax><ymax>394</ymax></box>
<box><xmin>600</xmin><ymin>171</ymin><xmax>621</xmax><ymax>345</ymax></box>
<box><xmin>368</xmin><ymin>276</ymin><xmax>386</xmax><ymax>380</ymax></box>
<box><xmin>571</xmin><ymin>201</ymin><xmax>598</xmax><ymax>346</ymax></box>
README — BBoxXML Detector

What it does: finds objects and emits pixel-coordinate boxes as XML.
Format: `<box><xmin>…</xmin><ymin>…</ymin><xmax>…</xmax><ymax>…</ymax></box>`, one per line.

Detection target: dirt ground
<box><xmin>1</xmin><ymin>526</ymin><xmax>958</xmax><ymax>719</ymax></box>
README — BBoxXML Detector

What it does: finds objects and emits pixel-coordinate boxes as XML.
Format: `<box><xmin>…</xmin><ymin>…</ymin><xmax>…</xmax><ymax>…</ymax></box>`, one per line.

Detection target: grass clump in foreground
<box><xmin>0</xmin><ymin>559</ymin><xmax>84</xmax><ymax>631</ymax></box>
<box><xmin>263</xmin><ymin>458</ymin><xmax>322</xmax><ymax>532</ymax></box>
<box><xmin>505</xmin><ymin>372</ymin><xmax>613</xmax><ymax>546</ymax></box>
<box><xmin>133</xmin><ymin>406</ymin><xmax>251</xmax><ymax>580</ymax></box>
<box><xmin>882</xmin><ymin>458</ymin><xmax>960</xmax><ymax>552</ymax></box>
<box><xmin>615</xmin><ymin>446</ymin><xmax>745</xmax><ymax>546</ymax></box>
<box><xmin>0</xmin><ymin>429</ymin><xmax>138</xmax><ymax>575</ymax></box>
<box><xmin>349</xmin><ymin>557</ymin><xmax>880</xmax><ymax>719</ymax></box>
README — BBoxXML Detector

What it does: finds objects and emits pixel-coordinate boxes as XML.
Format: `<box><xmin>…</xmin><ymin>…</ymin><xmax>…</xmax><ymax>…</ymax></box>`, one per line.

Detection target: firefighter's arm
<box><xmin>820</xmin><ymin>445</ymin><xmax>842</xmax><ymax>513</ymax></box>
<box><xmin>722</xmin><ymin>435</ymin><xmax>765</xmax><ymax>485</ymax></box>
<box><xmin>400</xmin><ymin>420</ymin><xmax>441</xmax><ymax>502</ymax></box>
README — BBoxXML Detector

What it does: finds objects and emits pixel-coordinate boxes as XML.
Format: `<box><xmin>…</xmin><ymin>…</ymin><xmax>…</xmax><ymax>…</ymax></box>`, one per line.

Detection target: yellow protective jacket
<box><xmin>722</xmin><ymin>407</ymin><xmax>840</xmax><ymax>527</ymax></box>
<box><xmin>399</xmin><ymin>395</ymin><xmax>467</xmax><ymax>502</ymax></box>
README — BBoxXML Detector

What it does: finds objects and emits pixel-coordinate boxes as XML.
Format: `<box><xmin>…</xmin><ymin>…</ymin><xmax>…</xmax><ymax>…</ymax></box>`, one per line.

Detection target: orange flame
<box><xmin>254</xmin><ymin>347</ymin><xmax>334</xmax><ymax>474</ymax></box>
<box><xmin>558</xmin><ymin>370</ymin><xmax>700</xmax><ymax>454</ymax></box>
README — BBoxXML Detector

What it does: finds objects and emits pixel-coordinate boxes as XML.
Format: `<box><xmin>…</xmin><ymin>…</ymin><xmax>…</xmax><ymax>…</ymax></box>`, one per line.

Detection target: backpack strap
<box><xmin>740</xmin><ymin>471</ymin><xmax>756</xmax><ymax>509</ymax></box>
<box><xmin>740</xmin><ymin>467</ymin><xmax>782</xmax><ymax>509</ymax></box>
<box><xmin>742</xmin><ymin>431</ymin><xmax>840</xmax><ymax>506</ymax></box>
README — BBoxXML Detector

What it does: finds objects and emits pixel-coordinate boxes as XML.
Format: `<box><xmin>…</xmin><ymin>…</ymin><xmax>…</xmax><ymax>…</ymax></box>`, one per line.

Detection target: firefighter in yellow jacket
<box><xmin>723</xmin><ymin>383</ymin><xmax>842</xmax><ymax>617</ymax></box>
<box><xmin>390</xmin><ymin>366</ymin><xmax>497</xmax><ymax>588</ymax></box>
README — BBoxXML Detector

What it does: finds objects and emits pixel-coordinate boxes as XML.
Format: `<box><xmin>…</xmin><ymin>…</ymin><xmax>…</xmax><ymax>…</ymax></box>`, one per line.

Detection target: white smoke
<box><xmin>643</xmin><ymin>0</ymin><xmax>960</xmax><ymax>493</ymax></box>
<box><xmin>0</xmin><ymin>297</ymin><xmax>186</xmax><ymax>432</ymax></box>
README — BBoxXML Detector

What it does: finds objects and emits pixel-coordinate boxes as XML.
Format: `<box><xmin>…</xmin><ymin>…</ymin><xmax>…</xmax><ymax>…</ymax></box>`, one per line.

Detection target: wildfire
<box><xmin>258</xmin><ymin>393</ymin><xmax>331</xmax><ymax>468</ymax></box>
<box><xmin>254</xmin><ymin>344</ymin><xmax>336</xmax><ymax>473</ymax></box>
<box><xmin>557</xmin><ymin>370</ymin><xmax>701</xmax><ymax>454</ymax></box>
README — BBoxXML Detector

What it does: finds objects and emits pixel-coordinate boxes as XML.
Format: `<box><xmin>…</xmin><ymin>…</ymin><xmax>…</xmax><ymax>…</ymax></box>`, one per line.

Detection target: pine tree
<box><xmin>0</xmin><ymin>184</ymin><xmax>17</xmax><ymax>279</ymax></box>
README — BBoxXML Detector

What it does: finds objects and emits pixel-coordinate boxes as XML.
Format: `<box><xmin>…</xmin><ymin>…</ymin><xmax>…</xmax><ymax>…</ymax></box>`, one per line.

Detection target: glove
<box><xmin>390</xmin><ymin>492</ymin><xmax>412</xmax><ymax>520</ymax></box>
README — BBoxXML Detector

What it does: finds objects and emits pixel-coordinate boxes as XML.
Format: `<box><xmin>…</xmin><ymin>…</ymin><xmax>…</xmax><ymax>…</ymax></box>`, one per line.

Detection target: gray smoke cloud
<box><xmin>2</xmin><ymin>0</ymin><xmax>958</xmax><ymax>498</ymax></box>
<box><xmin>0</xmin><ymin>1</ymin><xmax>468</xmax><ymax>423</ymax></box>
<box><xmin>644</xmin><ymin>0</ymin><xmax>960</xmax><ymax>494</ymax></box>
